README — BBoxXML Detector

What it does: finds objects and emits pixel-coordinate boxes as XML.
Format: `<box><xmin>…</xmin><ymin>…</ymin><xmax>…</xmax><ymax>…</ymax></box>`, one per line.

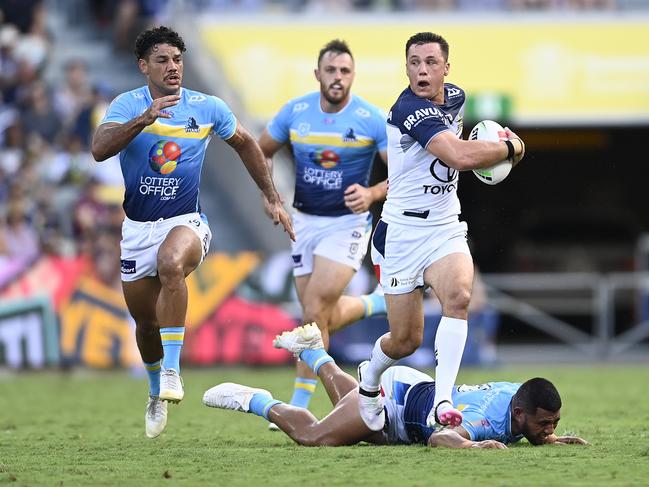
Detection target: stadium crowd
<box><xmin>0</xmin><ymin>0</ymin><xmax>124</xmax><ymax>288</ymax></box>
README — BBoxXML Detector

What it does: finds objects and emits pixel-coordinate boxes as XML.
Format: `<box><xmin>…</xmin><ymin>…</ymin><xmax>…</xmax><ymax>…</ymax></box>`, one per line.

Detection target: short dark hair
<box><xmin>405</xmin><ymin>32</ymin><xmax>449</xmax><ymax>61</ymax></box>
<box><xmin>134</xmin><ymin>26</ymin><xmax>186</xmax><ymax>60</ymax></box>
<box><xmin>317</xmin><ymin>39</ymin><xmax>353</xmax><ymax>66</ymax></box>
<box><xmin>513</xmin><ymin>378</ymin><xmax>562</xmax><ymax>414</ymax></box>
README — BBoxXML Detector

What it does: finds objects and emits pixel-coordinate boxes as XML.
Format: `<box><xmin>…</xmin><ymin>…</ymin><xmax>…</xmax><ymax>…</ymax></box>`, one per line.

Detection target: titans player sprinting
<box><xmin>91</xmin><ymin>26</ymin><xmax>294</xmax><ymax>439</ymax></box>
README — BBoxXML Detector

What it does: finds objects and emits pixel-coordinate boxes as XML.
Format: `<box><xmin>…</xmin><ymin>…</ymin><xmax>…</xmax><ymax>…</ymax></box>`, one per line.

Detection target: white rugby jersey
<box><xmin>382</xmin><ymin>84</ymin><xmax>465</xmax><ymax>227</ymax></box>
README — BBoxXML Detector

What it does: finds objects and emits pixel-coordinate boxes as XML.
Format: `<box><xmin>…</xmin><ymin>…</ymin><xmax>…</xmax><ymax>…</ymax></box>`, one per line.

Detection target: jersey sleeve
<box><xmin>391</xmin><ymin>97</ymin><xmax>450</xmax><ymax>149</ymax></box>
<box><xmin>459</xmin><ymin>409</ymin><xmax>491</xmax><ymax>441</ymax></box>
<box><xmin>266</xmin><ymin>101</ymin><xmax>293</xmax><ymax>144</ymax></box>
<box><xmin>212</xmin><ymin>96</ymin><xmax>237</xmax><ymax>140</ymax></box>
<box><xmin>371</xmin><ymin>107</ymin><xmax>388</xmax><ymax>152</ymax></box>
<box><xmin>101</xmin><ymin>93</ymin><xmax>135</xmax><ymax>125</ymax></box>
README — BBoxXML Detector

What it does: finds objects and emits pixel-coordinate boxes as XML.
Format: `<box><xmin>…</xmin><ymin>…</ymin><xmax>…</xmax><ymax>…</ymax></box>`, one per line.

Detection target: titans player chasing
<box><xmin>258</xmin><ymin>40</ymin><xmax>389</xmax><ymax>423</ymax></box>
<box><xmin>91</xmin><ymin>26</ymin><xmax>294</xmax><ymax>438</ymax></box>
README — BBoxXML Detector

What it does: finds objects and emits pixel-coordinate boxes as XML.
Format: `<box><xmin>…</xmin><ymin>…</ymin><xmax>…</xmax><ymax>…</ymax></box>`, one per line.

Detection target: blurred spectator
<box><xmin>54</xmin><ymin>59</ymin><xmax>92</xmax><ymax>131</ymax></box>
<box><xmin>0</xmin><ymin>24</ymin><xmax>20</xmax><ymax>104</ymax></box>
<box><xmin>0</xmin><ymin>197</ymin><xmax>40</xmax><ymax>261</ymax></box>
<box><xmin>0</xmin><ymin>0</ymin><xmax>46</xmax><ymax>35</ymax></box>
<box><xmin>20</xmin><ymin>81</ymin><xmax>60</xmax><ymax>145</ymax></box>
<box><xmin>114</xmin><ymin>0</ymin><xmax>169</xmax><ymax>52</ymax></box>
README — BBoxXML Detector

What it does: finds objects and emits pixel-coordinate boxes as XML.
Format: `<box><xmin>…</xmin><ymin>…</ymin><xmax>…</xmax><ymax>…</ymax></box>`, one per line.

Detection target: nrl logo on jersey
<box><xmin>188</xmin><ymin>94</ymin><xmax>206</xmax><ymax>103</ymax></box>
<box><xmin>293</xmin><ymin>102</ymin><xmax>309</xmax><ymax>113</ymax></box>
<box><xmin>447</xmin><ymin>87</ymin><xmax>462</xmax><ymax>98</ymax></box>
<box><xmin>185</xmin><ymin>117</ymin><xmax>200</xmax><ymax>133</ymax></box>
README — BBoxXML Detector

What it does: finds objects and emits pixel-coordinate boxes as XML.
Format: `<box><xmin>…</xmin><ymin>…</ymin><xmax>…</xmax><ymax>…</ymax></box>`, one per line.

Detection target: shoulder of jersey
<box><xmin>182</xmin><ymin>87</ymin><xmax>211</xmax><ymax>104</ymax></box>
<box><xmin>123</xmin><ymin>86</ymin><xmax>149</xmax><ymax>101</ymax></box>
<box><xmin>444</xmin><ymin>83</ymin><xmax>465</xmax><ymax>103</ymax></box>
<box><xmin>284</xmin><ymin>91</ymin><xmax>319</xmax><ymax>115</ymax></box>
<box><xmin>388</xmin><ymin>88</ymin><xmax>433</xmax><ymax>125</ymax></box>
<box><xmin>350</xmin><ymin>94</ymin><xmax>384</xmax><ymax>119</ymax></box>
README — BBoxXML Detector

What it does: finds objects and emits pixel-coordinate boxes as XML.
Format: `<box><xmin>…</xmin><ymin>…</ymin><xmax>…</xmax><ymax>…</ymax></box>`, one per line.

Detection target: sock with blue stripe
<box><xmin>300</xmin><ymin>349</ymin><xmax>334</xmax><ymax>375</ymax></box>
<box><xmin>143</xmin><ymin>359</ymin><xmax>161</xmax><ymax>396</ymax></box>
<box><xmin>160</xmin><ymin>326</ymin><xmax>184</xmax><ymax>372</ymax></box>
<box><xmin>249</xmin><ymin>393</ymin><xmax>283</xmax><ymax>420</ymax></box>
<box><xmin>289</xmin><ymin>377</ymin><xmax>319</xmax><ymax>408</ymax></box>
<box><xmin>361</xmin><ymin>287</ymin><xmax>387</xmax><ymax>317</ymax></box>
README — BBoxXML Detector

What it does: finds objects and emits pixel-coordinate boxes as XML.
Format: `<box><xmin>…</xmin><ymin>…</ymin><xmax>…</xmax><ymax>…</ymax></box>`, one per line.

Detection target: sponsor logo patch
<box><xmin>121</xmin><ymin>259</ymin><xmax>137</xmax><ymax>274</ymax></box>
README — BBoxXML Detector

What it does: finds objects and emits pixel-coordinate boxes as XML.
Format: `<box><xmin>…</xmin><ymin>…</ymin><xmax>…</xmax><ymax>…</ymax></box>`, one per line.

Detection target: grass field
<box><xmin>2</xmin><ymin>364</ymin><xmax>649</xmax><ymax>486</ymax></box>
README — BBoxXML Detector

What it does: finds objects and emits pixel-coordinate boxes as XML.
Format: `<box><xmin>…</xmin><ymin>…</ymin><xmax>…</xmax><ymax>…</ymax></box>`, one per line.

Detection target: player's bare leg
<box><xmin>156</xmin><ymin>226</ymin><xmax>202</xmax><ymax>404</ymax></box>
<box><xmin>423</xmin><ymin>252</ymin><xmax>473</xmax><ymax>427</ymax></box>
<box><xmin>291</xmin><ymin>256</ymin><xmax>355</xmax><ymax>403</ymax></box>
<box><xmin>123</xmin><ymin>277</ymin><xmax>168</xmax><ymax>438</ymax></box>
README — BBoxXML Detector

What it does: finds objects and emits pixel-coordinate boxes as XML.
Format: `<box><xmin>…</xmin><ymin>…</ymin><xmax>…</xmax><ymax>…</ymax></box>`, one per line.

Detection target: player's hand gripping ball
<box><xmin>149</xmin><ymin>140</ymin><xmax>181</xmax><ymax>175</ymax></box>
<box><xmin>469</xmin><ymin>120</ymin><xmax>512</xmax><ymax>185</ymax></box>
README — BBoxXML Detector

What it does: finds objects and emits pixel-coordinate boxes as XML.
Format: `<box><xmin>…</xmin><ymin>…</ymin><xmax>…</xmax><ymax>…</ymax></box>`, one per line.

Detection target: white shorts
<box><xmin>381</xmin><ymin>366</ymin><xmax>434</xmax><ymax>445</ymax></box>
<box><xmin>120</xmin><ymin>212</ymin><xmax>212</xmax><ymax>282</ymax></box>
<box><xmin>371</xmin><ymin>218</ymin><xmax>470</xmax><ymax>294</ymax></box>
<box><xmin>291</xmin><ymin>211</ymin><xmax>372</xmax><ymax>277</ymax></box>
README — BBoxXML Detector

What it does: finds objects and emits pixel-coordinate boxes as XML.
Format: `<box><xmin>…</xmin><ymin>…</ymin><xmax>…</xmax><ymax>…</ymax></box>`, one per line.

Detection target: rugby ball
<box><xmin>469</xmin><ymin>120</ymin><xmax>512</xmax><ymax>185</ymax></box>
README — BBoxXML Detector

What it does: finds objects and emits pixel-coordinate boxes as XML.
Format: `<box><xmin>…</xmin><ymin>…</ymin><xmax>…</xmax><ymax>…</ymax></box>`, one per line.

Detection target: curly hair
<box><xmin>134</xmin><ymin>26</ymin><xmax>186</xmax><ymax>60</ymax></box>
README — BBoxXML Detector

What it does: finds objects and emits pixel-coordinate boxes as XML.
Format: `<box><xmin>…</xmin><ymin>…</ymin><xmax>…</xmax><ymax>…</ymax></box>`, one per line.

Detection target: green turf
<box><xmin>2</xmin><ymin>364</ymin><xmax>649</xmax><ymax>486</ymax></box>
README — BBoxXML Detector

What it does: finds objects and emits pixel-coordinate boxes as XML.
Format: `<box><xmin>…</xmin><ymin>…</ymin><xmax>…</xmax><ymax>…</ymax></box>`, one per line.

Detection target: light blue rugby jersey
<box><xmin>267</xmin><ymin>92</ymin><xmax>387</xmax><ymax>216</ymax></box>
<box><xmin>101</xmin><ymin>86</ymin><xmax>236</xmax><ymax>222</ymax></box>
<box><xmin>401</xmin><ymin>381</ymin><xmax>524</xmax><ymax>445</ymax></box>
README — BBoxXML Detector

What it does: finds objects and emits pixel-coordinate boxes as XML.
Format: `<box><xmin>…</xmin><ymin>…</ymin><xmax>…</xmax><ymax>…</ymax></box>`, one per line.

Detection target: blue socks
<box><xmin>300</xmin><ymin>349</ymin><xmax>334</xmax><ymax>375</ymax></box>
<box><xmin>143</xmin><ymin>360</ymin><xmax>161</xmax><ymax>396</ymax></box>
<box><xmin>289</xmin><ymin>378</ymin><xmax>318</xmax><ymax>408</ymax></box>
<box><xmin>361</xmin><ymin>288</ymin><xmax>387</xmax><ymax>317</ymax></box>
<box><xmin>160</xmin><ymin>326</ymin><xmax>184</xmax><ymax>372</ymax></box>
<box><xmin>249</xmin><ymin>393</ymin><xmax>282</xmax><ymax>420</ymax></box>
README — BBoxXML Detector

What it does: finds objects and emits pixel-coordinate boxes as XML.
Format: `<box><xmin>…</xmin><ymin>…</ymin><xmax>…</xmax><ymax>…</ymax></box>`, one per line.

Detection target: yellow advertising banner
<box><xmin>201</xmin><ymin>18</ymin><xmax>649</xmax><ymax>125</ymax></box>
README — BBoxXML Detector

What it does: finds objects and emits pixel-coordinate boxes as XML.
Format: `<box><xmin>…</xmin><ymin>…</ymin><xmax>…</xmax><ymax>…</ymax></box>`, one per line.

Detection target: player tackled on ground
<box><xmin>204</xmin><ymin>324</ymin><xmax>587</xmax><ymax>449</ymax></box>
<box><xmin>91</xmin><ymin>26</ymin><xmax>294</xmax><ymax>438</ymax></box>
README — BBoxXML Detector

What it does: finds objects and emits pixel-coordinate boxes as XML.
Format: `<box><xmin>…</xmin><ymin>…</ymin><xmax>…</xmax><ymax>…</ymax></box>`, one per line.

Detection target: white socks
<box><xmin>360</xmin><ymin>333</ymin><xmax>397</xmax><ymax>391</ymax></box>
<box><xmin>433</xmin><ymin>317</ymin><xmax>468</xmax><ymax>406</ymax></box>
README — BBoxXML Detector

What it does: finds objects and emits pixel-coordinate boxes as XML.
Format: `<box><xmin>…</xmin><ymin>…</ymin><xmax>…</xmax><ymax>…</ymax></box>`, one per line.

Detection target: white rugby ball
<box><xmin>469</xmin><ymin>120</ymin><xmax>512</xmax><ymax>186</ymax></box>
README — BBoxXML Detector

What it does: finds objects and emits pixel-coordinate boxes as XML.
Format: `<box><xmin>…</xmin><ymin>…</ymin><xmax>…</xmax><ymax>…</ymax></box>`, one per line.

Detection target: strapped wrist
<box><xmin>504</xmin><ymin>140</ymin><xmax>515</xmax><ymax>160</ymax></box>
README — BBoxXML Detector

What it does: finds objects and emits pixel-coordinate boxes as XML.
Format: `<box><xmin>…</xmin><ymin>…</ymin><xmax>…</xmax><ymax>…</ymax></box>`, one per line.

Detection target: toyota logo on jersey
<box><xmin>429</xmin><ymin>158</ymin><xmax>457</xmax><ymax>183</ymax></box>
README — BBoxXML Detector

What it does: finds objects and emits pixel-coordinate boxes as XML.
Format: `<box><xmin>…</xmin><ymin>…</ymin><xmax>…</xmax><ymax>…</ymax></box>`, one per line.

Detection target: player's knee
<box><xmin>157</xmin><ymin>253</ymin><xmax>185</xmax><ymax>282</ymax></box>
<box><xmin>445</xmin><ymin>287</ymin><xmax>472</xmax><ymax>315</ymax></box>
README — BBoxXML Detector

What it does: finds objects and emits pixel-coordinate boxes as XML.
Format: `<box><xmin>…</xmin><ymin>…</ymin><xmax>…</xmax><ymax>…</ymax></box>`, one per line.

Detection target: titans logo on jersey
<box><xmin>101</xmin><ymin>86</ymin><xmax>237</xmax><ymax>222</ymax></box>
<box><xmin>382</xmin><ymin>84</ymin><xmax>465</xmax><ymax>227</ymax></box>
<box><xmin>266</xmin><ymin>92</ymin><xmax>387</xmax><ymax>217</ymax></box>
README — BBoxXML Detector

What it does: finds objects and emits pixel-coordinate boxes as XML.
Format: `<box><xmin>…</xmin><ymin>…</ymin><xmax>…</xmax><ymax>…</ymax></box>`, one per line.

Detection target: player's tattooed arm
<box><xmin>428</xmin><ymin>426</ymin><xmax>507</xmax><ymax>450</ymax></box>
<box><xmin>91</xmin><ymin>94</ymin><xmax>180</xmax><ymax>161</ymax></box>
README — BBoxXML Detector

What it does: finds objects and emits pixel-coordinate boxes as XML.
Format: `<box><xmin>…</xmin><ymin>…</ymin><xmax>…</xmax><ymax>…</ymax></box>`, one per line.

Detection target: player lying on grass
<box><xmin>203</xmin><ymin>324</ymin><xmax>588</xmax><ymax>448</ymax></box>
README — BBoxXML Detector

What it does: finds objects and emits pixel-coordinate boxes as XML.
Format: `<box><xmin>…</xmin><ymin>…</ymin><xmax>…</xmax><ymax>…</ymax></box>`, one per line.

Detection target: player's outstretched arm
<box><xmin>428</xmin><ymin>427</ymin><xmax>508</xmax><ymax>449</ymax></box>
<box><xmin>226</xmin><ymin>123</ymin><xmax>295</xmax><ymax>241</ymax></box>
<box><xmin>91</xmin><ymin>94</ymin><xmax>180</xmax><ymax>161</ymax></box>
<box><xmin>426</xmin><ymin>131</ymin><xmax>525</xmax><ymax>172</ymax></box>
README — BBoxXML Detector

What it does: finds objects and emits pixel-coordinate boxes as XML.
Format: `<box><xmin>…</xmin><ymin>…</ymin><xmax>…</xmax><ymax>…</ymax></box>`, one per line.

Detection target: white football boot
<box><xmin>272</xmin><ymin>323</ymin><xmax>324</xmax><ymax>356</ymax></box>
<box><xmin>159</xmin><ymin>369</ymin><xmax>184</xmax><ymax>403</ymax></box>
<box><xmin>145</xmin><ymin>395</ymin><xmax>168</xmax><ymax>438</ymax></box>
<box><xmin>203</xmin><ymin>383</ymin><xmax>273</xmax><ymax>412</ymax></box>
<box><xmin>357</xmin><ymin>360</ymin><xmax>386</xmax><ymax>432</ymax></box>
